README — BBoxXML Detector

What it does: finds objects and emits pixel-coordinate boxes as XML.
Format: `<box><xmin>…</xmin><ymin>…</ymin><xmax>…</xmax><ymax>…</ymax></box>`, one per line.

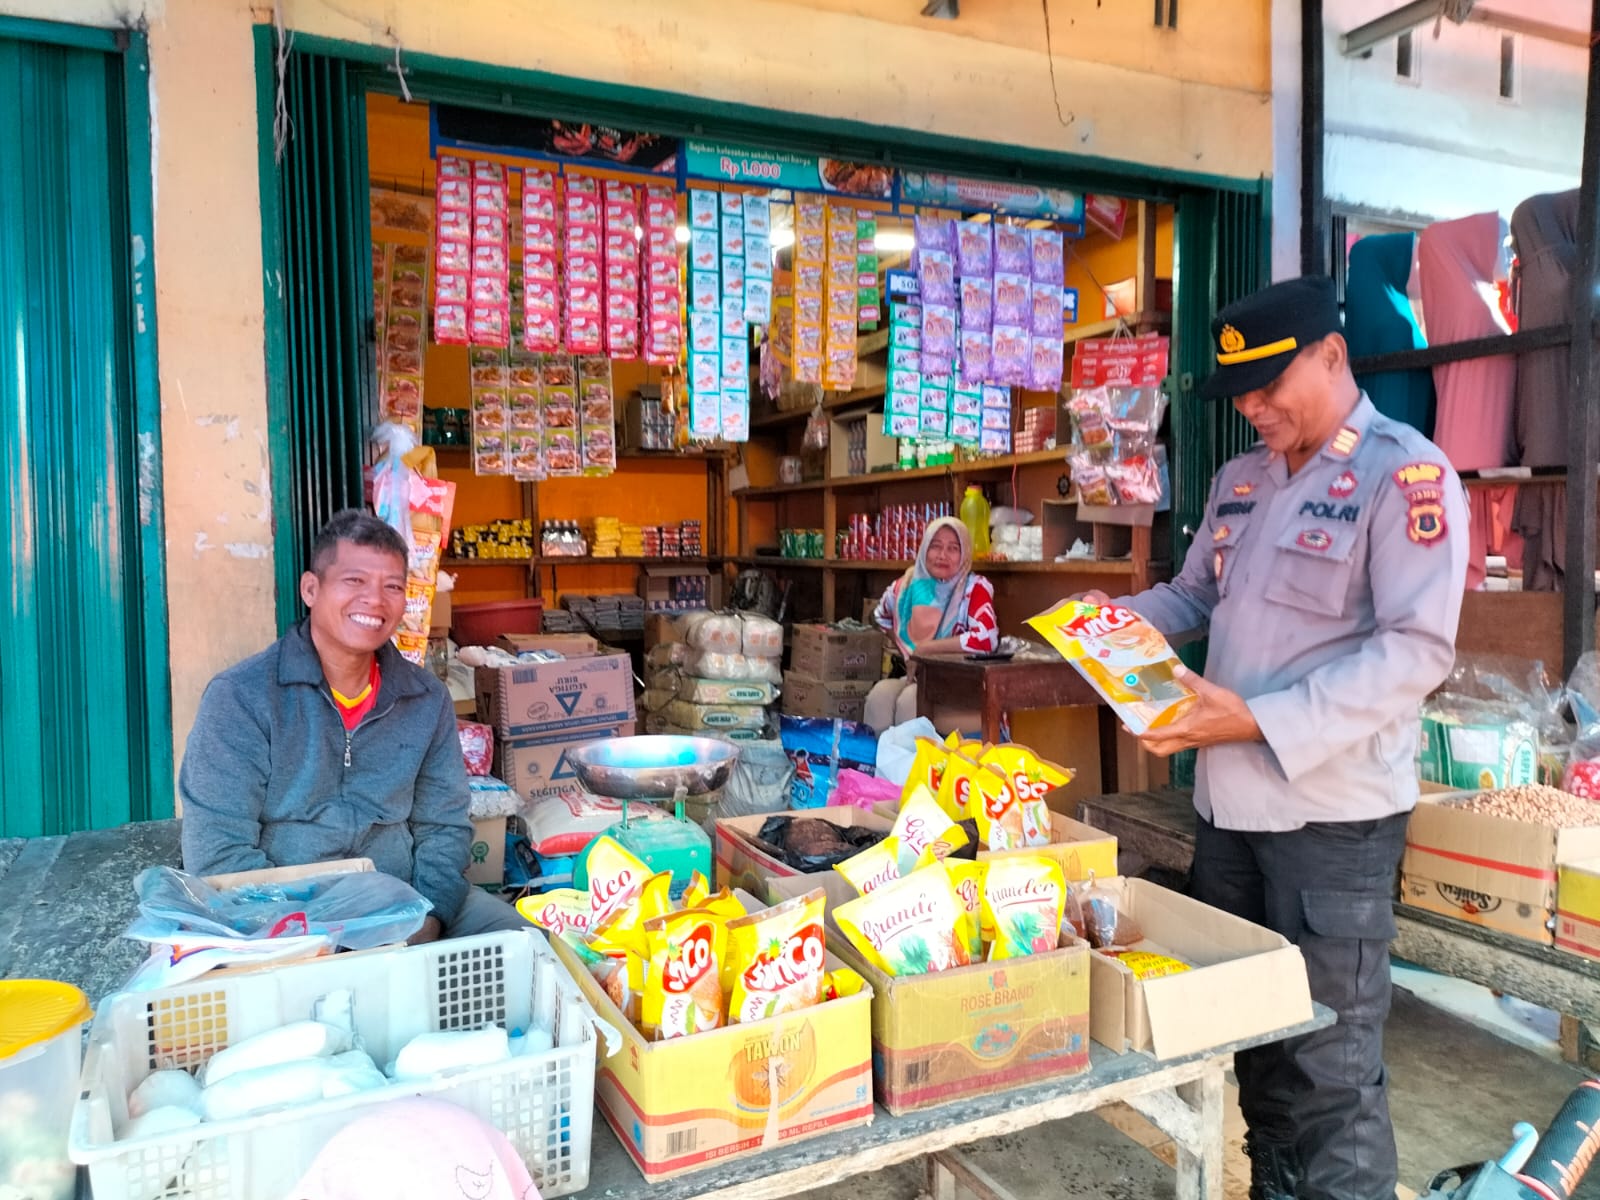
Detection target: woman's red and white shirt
<box><xmin>872</xmin><ymin>574</ymin><xmax>1000</xmax><ymax>654</ymax></box>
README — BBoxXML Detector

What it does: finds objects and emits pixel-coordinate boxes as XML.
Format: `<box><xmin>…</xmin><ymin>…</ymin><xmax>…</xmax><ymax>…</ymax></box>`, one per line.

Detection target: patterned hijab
<box><xmin>895</xmin><ymin>517</ymin><xmax>974</xmax><ymax>651</ymax></box>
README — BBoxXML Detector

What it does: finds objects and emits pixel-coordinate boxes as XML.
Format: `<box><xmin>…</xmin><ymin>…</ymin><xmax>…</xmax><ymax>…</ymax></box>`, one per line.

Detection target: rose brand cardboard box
<box><xmin>475</xmin><ymin>650</ymin><xmax>636</xmax><ymax>738</ymax></box>
<box><xmin>1402</xmin><ymin>793</ymin><xmax>1600</xmax><ymax>946</ymax></box>
<box><xmin>1087</xmin><ymin>877</ymin><xmax>1314</xmax><ymax>1060</ymax></box>
<box><xmin>827</xmin><ymin>931</ymin><xmax>1090</xmax><ymax>1115</ymax></box>
<box><xmin>551</xmin><ymin>904</ymin><xmax>873</xmax><ymax>1181</ymax></box>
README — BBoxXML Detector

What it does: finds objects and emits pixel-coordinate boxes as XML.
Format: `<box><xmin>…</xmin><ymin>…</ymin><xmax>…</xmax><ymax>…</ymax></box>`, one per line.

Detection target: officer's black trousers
<box><xmin>1191</xmin><ymin>812</ymin><xmax>1409</xmax><ymax>1200</ymax></box>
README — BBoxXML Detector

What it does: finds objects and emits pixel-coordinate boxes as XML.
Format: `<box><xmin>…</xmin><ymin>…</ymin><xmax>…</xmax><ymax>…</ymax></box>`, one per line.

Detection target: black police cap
<box><xmin>1200</xmin><ymin>276</ymin><xmax>1342</xmax><ymax>400</ymax></box>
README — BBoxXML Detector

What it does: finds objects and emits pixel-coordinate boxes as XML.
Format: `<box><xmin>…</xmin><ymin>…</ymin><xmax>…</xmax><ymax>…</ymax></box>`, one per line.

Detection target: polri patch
<box><xmin>1298</xmin><ymin>500</ymin><xmax>1361</xmax><ymax>523</ymax></box>
<box><xmin>1406</xmin><ymin>487</ymin><xmax>1447</xmax><ymax>545</ymax></box>
<box><xmin>1296</xmin><ymin>529</ymin><xmax>1333</xmax><ymax>552</ymax></box>
<box><xmin>1394</xmin><ymin>462</ymin><xmax>1445</xmax><ymax>489</ymax></box>
<box><xmin>1329</xmin><ymin>470</ymin><xmax>1358</xmax><ymax>499</ymax></box>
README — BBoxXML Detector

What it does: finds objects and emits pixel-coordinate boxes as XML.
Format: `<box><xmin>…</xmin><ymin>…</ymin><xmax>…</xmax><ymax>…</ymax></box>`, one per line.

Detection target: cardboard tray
<box><xmin>1086</xmin><ymin>877</ymin><xmax>1313</xmax><ymax>1061</ymax></box>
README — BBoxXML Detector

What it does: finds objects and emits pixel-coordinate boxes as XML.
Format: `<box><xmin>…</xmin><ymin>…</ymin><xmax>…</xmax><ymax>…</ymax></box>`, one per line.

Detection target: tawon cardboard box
<box><xmin>1087</xmin><ymin>877</ymin><xmax>1314</xmax><ymax>1060</ymax></box>
<box><xmin>781</xmin><ymin>672</ymin><xmax>876</xmax><ymax>724</ymax></box>
<box><xmin>551</xmin><ymin>903</ymin><xmax>874</xmax><ymax>1181</ymax></box>
<box><xmin>716</xmin><ymin>806</ymin><xmax>895</xmax><ymax>912</ymax></box>
<box><xmin>827</xmin><ymin>932</ymin><xmax>1090</xmax><ymax>1115</ymax></box>
<box><xmin>789</xmin><ymin>624</ymin><xmax>884</xmax><ymax>682</ymax></box>
<box><xmin>1556</xmin><ymin>858</ymin><xmax>1600</xmax><ymax>961</ymax></box>
<box><xmin>495</xmin><ymin>721</ymin><xmax>636</xmax><ymax>809</ymax></box>
<box><xmin>1402</xmin><ymin>793</ymin><xmax>1600</xmax><ymax>946</ymax></box>
<box><xmin>475</xmin><ymin>651</ymin><xmax>636</xmax><ymax>738</ymax></box>
<box><xmin>1398</xmin><ymin>873</ymin><xmax>1553</xmax><ymax>943</ymax></box>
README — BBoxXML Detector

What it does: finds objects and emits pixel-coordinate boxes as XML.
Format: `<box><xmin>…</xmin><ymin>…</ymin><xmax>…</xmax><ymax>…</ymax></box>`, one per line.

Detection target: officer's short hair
<box><xmin>309</xmin><ymin>510</ymin><xmax>408</xmax><ymax>577</ymax></box>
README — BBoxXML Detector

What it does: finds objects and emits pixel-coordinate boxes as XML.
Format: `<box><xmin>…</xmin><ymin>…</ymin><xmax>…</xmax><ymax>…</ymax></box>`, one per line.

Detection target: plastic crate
<box><xmin>69</xmin><ymin>932</ymin><xmax>616</xmax><ymax>1200</ymax></box>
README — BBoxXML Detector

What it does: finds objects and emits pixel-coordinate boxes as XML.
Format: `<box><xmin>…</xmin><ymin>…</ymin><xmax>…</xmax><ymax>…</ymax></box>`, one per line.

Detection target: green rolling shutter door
<box><xmin>259</xmin><ymin>41</ymin><xmax>377</xmax><ymax>631</ymax></box>
<box><xmin>0</xmin><ymin>27</ymin><xmax>170</xmax><ymax>835</ymax></box>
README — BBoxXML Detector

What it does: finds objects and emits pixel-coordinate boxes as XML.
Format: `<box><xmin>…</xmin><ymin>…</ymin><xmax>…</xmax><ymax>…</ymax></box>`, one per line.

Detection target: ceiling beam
<box><xmin>1339</xmin><ymin>0</ymin><xmax>1445</xmax><ymax>57</ymax></box>
<box><xmin>1468</xmin><ymin>8</ymin><xmax>1590</xmax><ymax>49</ymax></box>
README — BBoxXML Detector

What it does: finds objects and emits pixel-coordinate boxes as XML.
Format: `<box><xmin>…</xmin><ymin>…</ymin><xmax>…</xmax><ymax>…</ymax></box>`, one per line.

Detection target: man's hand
<box><xmin>1074</xmin><ymin>590</ymin><xmax>1113</xmax><ymax>606</ymax></box>
<box><xmin>407</xmin><ymin>915</ymin><xmax>443</xmax><ymax>946</ymax></box>
<box><xmin>1136</xmin><ymin>666</ymin><xmax>1262</xmax><ymax>757</ymax></box>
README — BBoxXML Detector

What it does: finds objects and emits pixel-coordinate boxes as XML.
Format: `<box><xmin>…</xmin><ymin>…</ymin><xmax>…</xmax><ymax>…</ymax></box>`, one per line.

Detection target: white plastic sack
<box><xmin>684</xmin><ymin>648</ymin><xmax>781</xmax><ymax>685</ymax></box>
<box><xmin>875</xmin><ymin>717</ymin><xmax>940</xmax><ymax>787</ymax></box>
<box><xmin>676</xmin><ymin>676</ymin><xmax>775</xmax><ymax>706</ymax></box>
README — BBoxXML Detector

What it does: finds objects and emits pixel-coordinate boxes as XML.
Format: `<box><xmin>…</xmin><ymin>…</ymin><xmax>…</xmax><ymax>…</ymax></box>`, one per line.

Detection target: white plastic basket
<box><xmin>69</xmin><ymin>931</ymin><xmax>616</xmax><ymax>1200</ymax></box>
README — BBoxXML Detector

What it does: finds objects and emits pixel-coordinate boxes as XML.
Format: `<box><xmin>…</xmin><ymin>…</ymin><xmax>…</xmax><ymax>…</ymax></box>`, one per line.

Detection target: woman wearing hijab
<box><xmin>1345</xmin><ymin>232</ymin><xmax>1435</xmax><ymax>436</ymax></box>
<box><xmin>863</xmin><ymin>516</ymin><xmax>999</xmax><ymax>733</ymax></box>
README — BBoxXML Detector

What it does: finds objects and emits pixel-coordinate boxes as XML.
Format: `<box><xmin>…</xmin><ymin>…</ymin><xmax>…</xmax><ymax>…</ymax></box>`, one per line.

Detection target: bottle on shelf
<box><xmin>960</xmin><ymin>486</ymin><xmax>992</xmax><ymax>558</ymax></box>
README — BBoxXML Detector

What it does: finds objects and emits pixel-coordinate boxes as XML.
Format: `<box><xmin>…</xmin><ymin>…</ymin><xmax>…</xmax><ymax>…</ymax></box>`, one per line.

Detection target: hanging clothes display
<box><xmin>1417</xmin><ymin>211</ymin><xmax>1519</xmax><ymax>590</ymax></box>
<box><xmin>1510</xmin><ymin>189</ymin><xmax>1580</xmax><ymax>592</ymax></box>
<box><xmin>1345</xmin><ymin>232</ymin><xmax>1435</xmax><ymax>436</ymax></box>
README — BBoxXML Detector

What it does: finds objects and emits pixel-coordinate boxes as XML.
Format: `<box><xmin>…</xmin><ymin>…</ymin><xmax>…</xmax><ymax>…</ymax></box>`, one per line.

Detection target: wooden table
<box><xmin>1074</xmin><ymin>788</ymin><xmax>1600</xmax><ymax>1067</ymax></box>
<box><xmin>912</xmin><ymin>652</ymin><xmax>1122</xmax><ymax>794</ymax></box>
<box><xmin>569</xmin><ymin>1008</ymin><xmax>1334</xmax><ymax>1200</ymax></box>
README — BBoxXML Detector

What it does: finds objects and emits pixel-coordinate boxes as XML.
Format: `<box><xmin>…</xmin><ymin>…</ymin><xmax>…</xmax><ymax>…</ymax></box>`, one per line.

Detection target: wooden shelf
<box><xmin>1062</xmin><ymin>312</ymin><xmax>1171</xmax><ymax>345</ymax></box>
<box><xmin>735</xmin><ymin>448</ymin><xmax>1068</xmax><ymax>498</ymax></box>
<box><xmin>544</xmin><ymin>555</ymin><xmax>725</xmax><ymax>567</ymax></box>
<box><xmin>442</xmin><ymin>556</ymin><xmax>533</xmax><ymax>568</ymax></box>
<box><xmin>738</xmin><ymin>554</ymin><xmax>1137</xmax><ymax>576</ymax></box>
<box><xmin>749</xmin><ymin>388</ymin><xmax>887</xmax><ymax>430</ymax></box>
<box><xmin>429</xmin><ymin>444</ymin><xmax>729</xmax><ymax>465</ymax></box>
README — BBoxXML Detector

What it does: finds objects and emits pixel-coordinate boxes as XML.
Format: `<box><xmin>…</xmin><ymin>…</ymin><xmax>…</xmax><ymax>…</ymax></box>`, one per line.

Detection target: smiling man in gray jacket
<box><xmin>180</xmin><ymin>509</ymin><xmax>524</xmax><ymax>940</ymax></box>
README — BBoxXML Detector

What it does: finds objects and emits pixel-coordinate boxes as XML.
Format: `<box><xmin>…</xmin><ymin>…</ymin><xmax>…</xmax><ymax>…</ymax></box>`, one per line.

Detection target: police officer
<box><xmin>1103</xmin><ymin>277</ymin><xmax>1469</xmax><ymax>1200</ymax></box>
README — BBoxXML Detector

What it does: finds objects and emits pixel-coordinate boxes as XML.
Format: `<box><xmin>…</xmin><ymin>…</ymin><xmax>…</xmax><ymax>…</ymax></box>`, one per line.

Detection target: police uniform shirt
<box><xmin>1118</xmin><ymin>394</ymin><xmax>1469</xmax><ymax>831</ymax></box>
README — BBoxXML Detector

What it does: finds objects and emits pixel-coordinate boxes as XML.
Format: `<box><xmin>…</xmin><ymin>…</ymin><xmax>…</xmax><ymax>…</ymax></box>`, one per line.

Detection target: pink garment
<box><xmin>1418</xmin><ymin>212</ymin><xmax>1516</xmax><ymax>470</ymax></box>
<box><xmin>1418</xmin><ymin>211</ymin><xmax>1518</xmax><ymax>588</ymax></box>
<box><xmin>290</xmin><ymin>1098</ymin><xmax>540</xmax><ymax>1200</ymax></box>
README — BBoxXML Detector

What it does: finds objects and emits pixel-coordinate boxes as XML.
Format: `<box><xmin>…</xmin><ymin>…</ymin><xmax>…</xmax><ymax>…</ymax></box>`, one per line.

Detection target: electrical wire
<box><xmin>1040</xmin><ymin>0</ymin><xmax>1076</xmax><ymax>129</ymax></box>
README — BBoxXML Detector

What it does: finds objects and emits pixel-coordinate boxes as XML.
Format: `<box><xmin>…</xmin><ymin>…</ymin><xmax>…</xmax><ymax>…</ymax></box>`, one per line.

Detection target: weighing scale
<box><xmin>568</xmin><ymin>735</ymin><xmax>737</xmax><ymax>896</ymax></box>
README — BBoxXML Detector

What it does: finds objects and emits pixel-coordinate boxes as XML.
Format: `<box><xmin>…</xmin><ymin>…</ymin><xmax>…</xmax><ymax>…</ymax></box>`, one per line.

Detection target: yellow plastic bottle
<box><xmin>960</xmin><ymin>486</ymin><xmax>992</xmax><ymax>558</ymax></box>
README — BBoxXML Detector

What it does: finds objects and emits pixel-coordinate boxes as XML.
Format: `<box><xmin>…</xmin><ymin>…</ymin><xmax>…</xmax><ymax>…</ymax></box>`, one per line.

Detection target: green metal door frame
<box><xmin>253</xmin><ymin>26</ymin><xmax>1274</xmax><ymax>617</ymax></box>
<box><xmin>0</xmin><ymin>14</ymin><xmax>174</xmax><ymax>820</ymax></box>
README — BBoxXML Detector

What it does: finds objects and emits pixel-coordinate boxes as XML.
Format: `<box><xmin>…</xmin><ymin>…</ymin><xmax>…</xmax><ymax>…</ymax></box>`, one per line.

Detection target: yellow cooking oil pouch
<box><xmin>725</xmin><ymin>889</ymin><xmax>828</xmax><ymax>1023</ymax></box>
<box><xmin>891</xmin><ymin>785</ymin><xmax>970</xmax><ymax>871</ymax></box>
<box><xmin>642</xmin><ymin>908</ymin><xmax>727</xmax><ymax>1040</ymax></box>
<box><xmin>944</xmin><ymin>858</ymin><xmax>987</xmax><ymax>959</ymax></box>
<box><xmin>982</xmin><ymin>855</ymin><xmax>1066</xmax><ymax>960</ymax></box>
<box><xmin>835</xmin><ymin>836</ymin><xmax>903</xmax><ymax>896</ymax></box>
<box><xmin>834</xmin><ymin>860</ymin><xmax>972</xmax><ymax>977</ymax></box>
<box><xmin>1026</xmin><ymin>600</ymin><xmax>1197</xmax><ymax>735</ymax></box>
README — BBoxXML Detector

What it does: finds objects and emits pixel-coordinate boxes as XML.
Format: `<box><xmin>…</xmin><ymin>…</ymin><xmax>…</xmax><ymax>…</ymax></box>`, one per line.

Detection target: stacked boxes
<box><xmin>782</xmin><ymin>623</ymin><xmax>885</xmax><ymax>725</ymax></box>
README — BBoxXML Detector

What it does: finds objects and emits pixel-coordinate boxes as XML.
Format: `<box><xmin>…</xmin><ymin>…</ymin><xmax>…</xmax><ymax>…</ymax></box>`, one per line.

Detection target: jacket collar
<box><xmin>277</xmin><ymin>619</ymin><xmax>429</xmax><ymax>699</ymax></box>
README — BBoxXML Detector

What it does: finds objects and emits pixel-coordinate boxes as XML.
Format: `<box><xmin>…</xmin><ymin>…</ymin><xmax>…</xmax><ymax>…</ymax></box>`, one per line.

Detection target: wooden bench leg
<box><xmin>928</xmin><ymin>1149</ymin><xmax>1017</xmax><ymax>1200</ymax></box>
<box><xmin>1125</xmin><ymin>1063</ymin><xmax>1225</xmax><ymax>1200</ymax></box>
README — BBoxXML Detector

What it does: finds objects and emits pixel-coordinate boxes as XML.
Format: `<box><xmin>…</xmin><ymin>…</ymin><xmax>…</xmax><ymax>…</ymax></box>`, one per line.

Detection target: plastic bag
<box><xmin>456</xmin><ymin>719</ymin><xmax>494</xmax><ymax>776</ymax></box>
<box><xmin>684</xmin><ymin>648</ymin><xmax>782</xmax><ymax>685</ymax></box>
<box><xmin>833</xmin><ymin>768</ymin><xmax>902</xmax><ymax>812</ymax></box>
<box><xmin>738</xmin><ymin>612</ymin><xmax>785</xmax><ymax>659</ymax></box>
<box><xmin>875</xmin><ymin>717</ymin><xmax>940</xmax><ymax>787</ymax></box>
<box><xmin>677</xmin><ymin>676</ymin><xmax>775</xmax><ymax>707</ymax></box>
<box><xmin>683</xmin><ymin>611</ymin><xmax>744</xmax><ymax>654</ymax></box>
<box><xmin>780</xmin><ymin>715</ymin><xmax>880</xmax><ymax>809</ymax></box>
<box><xmin>751</xmin><ymin>815</ymin><xmax>887</xmax><ymax>871</ymax></box>
<box><xmin>722</xmin><ymin>739</ymin><xmax>795</xmax><ymax>820</ymax></box>
<box><xmin>803</xmin><ymin>404</ymin><xmax>829</xmax><ymax>452</ymax></box>
<box><xmin>129</xmin><ymin>867</ymin><xmax>430</xmax><ymax>948</ymax></box>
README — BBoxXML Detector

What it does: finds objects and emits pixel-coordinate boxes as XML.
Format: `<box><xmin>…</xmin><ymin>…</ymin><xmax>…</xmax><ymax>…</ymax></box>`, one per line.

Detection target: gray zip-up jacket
<box><xmin>179</xmin><ymin>621</ymin><xmax>471</xmax><ymax>925</ymax></box>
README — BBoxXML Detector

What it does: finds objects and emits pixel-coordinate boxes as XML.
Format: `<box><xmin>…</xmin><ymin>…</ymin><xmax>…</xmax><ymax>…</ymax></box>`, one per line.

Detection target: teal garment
<box><xmin>1346</xmin><ymin>233</ymin><xmax>1436</xmax><ymax>437</ymax></box>
<box><xmin>895</xmin><ymin>572</ymin><xmax>961</xmax><ymax>652</ymax></box>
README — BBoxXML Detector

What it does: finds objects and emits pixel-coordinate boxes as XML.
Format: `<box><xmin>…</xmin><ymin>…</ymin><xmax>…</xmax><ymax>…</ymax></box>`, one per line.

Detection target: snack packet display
<box><xmin>642</xmin><ymin>909</ymin><xmax>727</xmax><ymax>1040</ymax></box>
<box><xmin>982</xmin><ymin>855</ymin><xmax>1066</xmax><ymax>960</ymax></box>
<box><xmin>891</xmin><ymin>785</ymin><xmax>972</xmax><ymax>870</ymax></box>
<box><xmin>978</xmin><ymin>744</ymin><xmax>1072</xmax><ymax>848</ymax></box>
<box><xmin>945</xmin><ymin>859</ymin><xmax>986</xmax><ymax>959</ymax></box>
<box><xmin>835</xmin><ymin>837</ymin><xmax>904</xmax><ymax>897</ymax></box>
<box><xmin>933</xmin><ymin>752</ymin><xmax>982</xmax><ymax>825</ymax></box>
<box><xmin>724</xmin><ymin>889</ymin><xmax>828</xmax><ymax>1024</ymax></box>
<box><xmin>1026</xmin><ymin>600</ymin><xmax>1197</xmax><ymax>735</ymax></box>
<box><xmin>834</xmin><ymin>860</ymin><xmax>972</xmax><ymax>977</ymax></box>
